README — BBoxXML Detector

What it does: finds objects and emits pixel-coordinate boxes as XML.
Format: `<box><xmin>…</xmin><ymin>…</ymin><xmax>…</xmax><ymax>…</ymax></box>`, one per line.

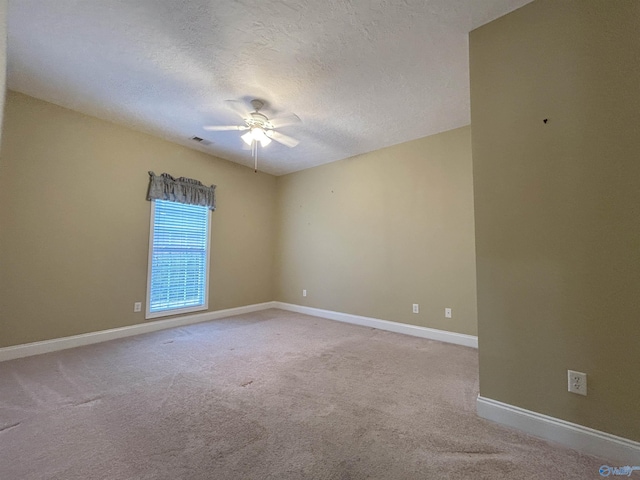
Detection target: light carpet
<box><xmin>0</xmin><ymin>309</ymin><xmax>605</xmax><ymax>479</ymax></box>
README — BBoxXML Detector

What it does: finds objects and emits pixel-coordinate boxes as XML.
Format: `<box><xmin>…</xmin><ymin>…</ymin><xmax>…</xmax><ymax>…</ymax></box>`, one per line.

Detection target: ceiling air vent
<box><xmin>190</xmin><ymin>136</ymin><xmax>212</xmax><ymax>145</ymax></box>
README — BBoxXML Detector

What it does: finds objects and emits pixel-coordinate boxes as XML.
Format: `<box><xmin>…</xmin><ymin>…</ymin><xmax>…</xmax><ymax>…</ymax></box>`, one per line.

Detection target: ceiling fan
<box><xmin>203</xmin><ymin>99</ymin><xmax>301</xmax><ymax>172</ymax></box>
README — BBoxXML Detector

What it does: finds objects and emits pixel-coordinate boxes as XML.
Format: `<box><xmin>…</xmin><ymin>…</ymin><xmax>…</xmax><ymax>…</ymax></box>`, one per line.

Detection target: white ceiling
<box><xmin>7</xmin><ymin>0</ymin><xmax>531</xmax><ymax>176</ymax></box>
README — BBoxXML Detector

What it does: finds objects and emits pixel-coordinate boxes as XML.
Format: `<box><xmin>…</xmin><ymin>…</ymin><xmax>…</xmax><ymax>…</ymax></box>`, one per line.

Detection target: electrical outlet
<box><xmin>412</xmin><ymin>304</ymin><xmax>419</xmax><ymax>314</ymax></box>
<box><xmin>303</xmin><ymin>289</ymin><xmax>307</xmax><ymax>297</ymax></box>
<box><xmin>445</xmin><ymin>308</ymin><xmax>452</xmax><ymax>318</ymax></box>
<box><xmin>568</xmin><ymin>370</ymin><xmax>587</xmax><ymax>396</ymax></box>
<box><xmin>134</xmin><ymin>302</ymin><xmax>142</xmax><ymax>313</ymax></box>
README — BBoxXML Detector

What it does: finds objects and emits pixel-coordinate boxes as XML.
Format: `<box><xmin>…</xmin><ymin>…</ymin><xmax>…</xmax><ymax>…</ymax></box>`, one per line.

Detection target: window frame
<box><xmin>145</xmin><ymin>199</ymin><xmax>212</xmax><ymax>319</ymax></box>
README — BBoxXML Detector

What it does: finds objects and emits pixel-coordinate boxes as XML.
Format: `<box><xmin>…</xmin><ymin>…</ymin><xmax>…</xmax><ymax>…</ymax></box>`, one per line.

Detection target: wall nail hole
<box><xmin>543</xmin><ymin>118</ymin><xmax>548</xmax><ymax>124</ymax></box>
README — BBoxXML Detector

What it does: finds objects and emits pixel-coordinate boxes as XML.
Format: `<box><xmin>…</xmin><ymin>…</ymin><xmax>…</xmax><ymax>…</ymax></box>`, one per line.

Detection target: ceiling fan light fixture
<box><xmin>242</xmin><ymin>126</ymin><xmax>272</xmax><ymax>147</ymax></box>
<box><xmin>251</xmin><ymin>126</ymin><xmax>267</xmax><ymax>142</ymax></box>
<box><xmin>259</xmin><ymin>132</ymin><xmax>272</xmax><ymax>146</ymax></box>
<box><xmin>241</xmin><ymin>131</ymin><xmax>253</xmax><ymax>146</ymax></box>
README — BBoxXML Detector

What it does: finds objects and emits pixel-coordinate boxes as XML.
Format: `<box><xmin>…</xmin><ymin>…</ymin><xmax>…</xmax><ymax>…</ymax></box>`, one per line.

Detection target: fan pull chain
<box><xmin>253</xmin><ymin>141</ymin><xmax>258</xmax><ymax>173</ymax></box>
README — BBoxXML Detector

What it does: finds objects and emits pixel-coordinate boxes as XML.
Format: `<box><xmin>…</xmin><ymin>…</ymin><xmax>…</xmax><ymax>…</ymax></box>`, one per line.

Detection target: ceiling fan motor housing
<box><xmin>246</xmin><ymin>111</ymin><xmax>272</xmax><ymax>131</ymax></box>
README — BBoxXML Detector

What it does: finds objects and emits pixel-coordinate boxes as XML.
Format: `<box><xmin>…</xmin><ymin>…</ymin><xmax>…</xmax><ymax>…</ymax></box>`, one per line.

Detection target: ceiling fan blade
<box><xmin>203</xmin><ymin>125</ymin><xmax>247</xmax><ymax>131</ymax></box>
<box><xmin>224</xmin><ymin>99</ymin><xmax>252</xmax><ymax>118</ymax></box>
<box><xmin>269</xmin><ymin>130</ymin><xmax>299</xmax><ymax>148</ymax></box>
<box><xmin>269</xmin><ymin>114</ymin><xmax>301</xmax><ymax>129</ymax></box>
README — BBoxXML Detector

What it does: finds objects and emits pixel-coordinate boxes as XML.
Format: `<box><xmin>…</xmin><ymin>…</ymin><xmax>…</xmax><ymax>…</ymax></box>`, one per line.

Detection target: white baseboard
<box><xmin>273</xmin><ymin>302</ymin><xmax>478</xmax><ymax>348</ymax></box>
<box><xmin>477</xmin><ymin>395</ymin><xmax>640</xmax><ymax>464</ymax></box>
<box><xmin>0</xmin><ymin>301</ymin><xmax>277</xmax><ymax>362</ymax></box>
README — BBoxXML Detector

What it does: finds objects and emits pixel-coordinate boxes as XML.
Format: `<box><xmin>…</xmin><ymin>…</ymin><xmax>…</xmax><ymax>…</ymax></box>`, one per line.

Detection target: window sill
<box><xmin>145</xmin><ymin>304</ymin><xmax>208</xmax><ymax>320</ymax></box>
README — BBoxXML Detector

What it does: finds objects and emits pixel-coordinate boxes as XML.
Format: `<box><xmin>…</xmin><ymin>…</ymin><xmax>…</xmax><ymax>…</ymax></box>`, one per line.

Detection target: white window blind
<box><xmin>147</xmin><ymin>199</ymin><xmax>210</xmax><ymax>318</ymax></box>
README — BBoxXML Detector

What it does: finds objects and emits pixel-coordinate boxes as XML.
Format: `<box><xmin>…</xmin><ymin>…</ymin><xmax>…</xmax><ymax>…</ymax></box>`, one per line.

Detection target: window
<box><xmin>146</xmin><ymin>199</ymin><xmax>211</xmax><ymax>318</ymax></box>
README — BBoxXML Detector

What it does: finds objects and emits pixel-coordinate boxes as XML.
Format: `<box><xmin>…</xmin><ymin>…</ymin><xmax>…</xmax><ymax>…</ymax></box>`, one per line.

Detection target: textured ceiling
<box><xmin>7</xmin><ymin>0</ymin><xmax>532</xmax><ymax>176</ymax></box>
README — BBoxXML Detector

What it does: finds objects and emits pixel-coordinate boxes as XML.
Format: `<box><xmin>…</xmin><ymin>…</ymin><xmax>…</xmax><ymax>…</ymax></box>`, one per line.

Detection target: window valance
<box><xmin>147</xmin><ymin>172</ymin><xmax>216</xmax><ymax>210</ymax></box>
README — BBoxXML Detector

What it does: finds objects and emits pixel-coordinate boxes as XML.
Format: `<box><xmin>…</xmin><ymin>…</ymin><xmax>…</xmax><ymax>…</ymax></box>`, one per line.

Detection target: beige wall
<box><xmin>0</xmin><ymin>0</ymin><xmax>7</xmax><ymax>147</ymax></box>
<box><xmin>275</xmin><ymin>126</ymin><xmax>478</xmax><ymax>335</ymax></box>
<box><xmin>471</xmin><ymin>0</ymin><xmax>640</xmax><ymax>441</ymax></box>
<box><xmin>0</xmin><ymin>91</ymin><xmax>277</xmax><ymax>347</ymax></box>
